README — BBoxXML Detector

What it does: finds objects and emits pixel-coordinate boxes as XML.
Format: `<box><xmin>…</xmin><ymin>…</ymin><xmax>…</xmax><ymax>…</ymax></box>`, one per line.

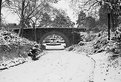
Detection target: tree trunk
<box><xmin>32</xmin><ymin>22</ymin><xmax>37</xmax><ymax>41</ymax></box>
<box><xmin>108</xmin><ymin>13</ymin><xmax>111</xmax><ymax>40</ymax></box>
<box><xmin>0</xmin><ymin>0</ymin><xmax>2</xmax><ymax>29</ymax></box>
<box><xmin>18</xmin><ymin>0</ymin><xmax>25</xmax><ymax>37</ymax></box>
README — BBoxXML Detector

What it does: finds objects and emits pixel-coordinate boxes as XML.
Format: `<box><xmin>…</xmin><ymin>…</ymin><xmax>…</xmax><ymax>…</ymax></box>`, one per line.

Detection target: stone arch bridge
<box><xmin>13</xmin><ymin>27</ymin><xmax>86</xmax><ymax>49</ymax></box>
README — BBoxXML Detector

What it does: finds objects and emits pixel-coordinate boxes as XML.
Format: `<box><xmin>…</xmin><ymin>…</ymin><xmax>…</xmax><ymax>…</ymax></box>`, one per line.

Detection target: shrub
<box><xmin>66</xmin><ymin>30</ymin><xmax>121</xmax><ymax>57</ymax></box>
<box><xmin>0</xmin><ymin>30</ymin><xmax>42</xmax><ymax>69</ymax></box>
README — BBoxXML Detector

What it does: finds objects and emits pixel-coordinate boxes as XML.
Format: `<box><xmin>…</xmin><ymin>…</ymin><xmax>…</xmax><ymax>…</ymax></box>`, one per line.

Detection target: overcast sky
<box><xmin>51</xmin><ymin>0</ymin><xmax>79</xmax><ymax>23</ymax></box>
<box><xmin>2</xmin><ymin>8</ymin><xmax>20</xmax><ymax>24</ymax></box>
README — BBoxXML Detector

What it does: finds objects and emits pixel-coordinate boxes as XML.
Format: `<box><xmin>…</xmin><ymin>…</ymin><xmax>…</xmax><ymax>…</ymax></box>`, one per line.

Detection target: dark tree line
<box><xmin>76</xmin><ymin>0</ymin><xmax>121</xmax><ymax>36</ymax></box>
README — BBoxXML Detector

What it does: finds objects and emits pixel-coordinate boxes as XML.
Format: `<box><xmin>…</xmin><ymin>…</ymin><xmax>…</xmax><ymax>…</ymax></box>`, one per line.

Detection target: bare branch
<box><xmin>25</xmin><ymin>3</ymin><xmax>43</xmax><ymax>19</ymax></box>
<box><xmin>83</xmin><ymin>0</ymin><xmax>101</xmax><ymax>11</ymax></box>
<box><xmin>24</xmin><ymin>0</ymin><xmax>30</xmax><ymax>9</ymax></box>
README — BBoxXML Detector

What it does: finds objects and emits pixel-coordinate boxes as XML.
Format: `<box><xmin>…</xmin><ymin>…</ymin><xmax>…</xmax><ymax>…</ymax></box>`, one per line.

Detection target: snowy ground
<box><xmin>0</xmin><ymin>50</ymin><xmax>121</xmax><ymax>82</ymax></box>
<box><xmin>90</xmin><ymin>52</ymin><xmax>121</xmax><ymax>82</ymax></box>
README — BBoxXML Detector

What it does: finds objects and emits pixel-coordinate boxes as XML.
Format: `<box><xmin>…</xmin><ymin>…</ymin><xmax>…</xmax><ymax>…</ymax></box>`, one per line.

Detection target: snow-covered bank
<box><xmin>90</xmin><ymin>52</ymin><xmax>121</xmax><ymax>82</ymax></box>
<box><xmin>0</xmin><ymin>30</ymin><xmax>42</xmax><ymax>70</ymax></box>
<box><xmin>0</xmin><ymin>50</ymin><xmax>95</xmax><ymax>82</ymax></box>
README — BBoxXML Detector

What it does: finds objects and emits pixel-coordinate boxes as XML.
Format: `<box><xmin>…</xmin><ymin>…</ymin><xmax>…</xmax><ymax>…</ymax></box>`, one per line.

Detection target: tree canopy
<box><xmin>1</xmin><ymin>0</ymin><xmax>121</xmax><ymax>31</ymax></box>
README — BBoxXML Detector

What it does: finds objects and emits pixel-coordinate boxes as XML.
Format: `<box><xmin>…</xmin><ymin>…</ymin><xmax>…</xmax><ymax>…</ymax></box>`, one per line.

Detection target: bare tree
<box><xmin>0</xmin><ymin>0</ymin><xmax>2</xmax><ymax>29</ymax></box>
<box><xmin>3</xmin><ymin>0</ymin><xmax>60</xmax><ymax>36</ymax></box>
<box><xmin>71</xmin><ymin>0</ymin><xmax>121</xmax><ymax>40</ymax></box>
<box><xmin>0</xmin><ymin>0</ymin><xmax>9</xmax><ymax>29</ymax></box>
